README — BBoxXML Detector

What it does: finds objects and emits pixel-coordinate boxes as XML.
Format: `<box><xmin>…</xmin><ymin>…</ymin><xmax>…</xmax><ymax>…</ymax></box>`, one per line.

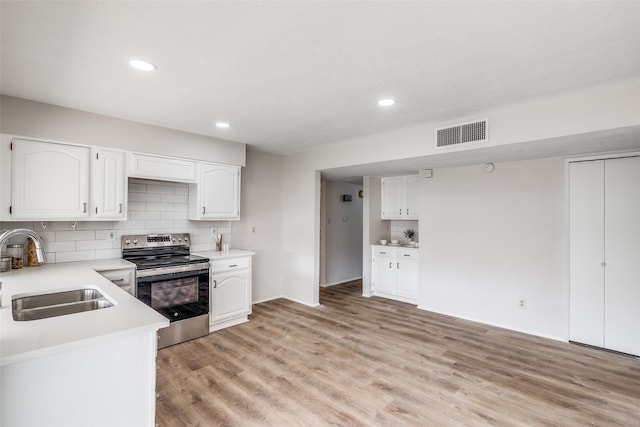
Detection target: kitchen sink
<box><xmin>12</xmin><ymin>287</ymin><xmax>115</xmax><ymax>321</ymax></box>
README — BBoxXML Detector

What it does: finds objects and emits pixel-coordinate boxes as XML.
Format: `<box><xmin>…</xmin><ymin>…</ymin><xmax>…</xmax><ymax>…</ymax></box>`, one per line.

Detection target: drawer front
<box><xmin>373</xmin><ymin>247</ymin><xmax>395</xmax><ymax>258</ymax></box>
<box><xmin>210</xmin><ymin>257</ymin><xmax>251</xmax><ymax>273</ymax></box>
<box><xmin>98</xmin><ymin>268</ymin><xmax>135</xmax><ymax>295</ymax></box>
<box><xmin>396</xmin><ymin>249</ymin><xmax>418</xmax><ymax>260</ymax></box>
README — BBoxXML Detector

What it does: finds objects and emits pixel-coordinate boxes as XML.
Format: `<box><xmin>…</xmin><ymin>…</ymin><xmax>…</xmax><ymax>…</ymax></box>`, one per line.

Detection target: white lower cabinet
<box><xmin>371</xmin><ymin>245</ymin><xmax>418</xmax><ymax>304</ymax></box>
<box><xmin>96</xmin><ymin>267</ymin><xmax>136</xmax><ymax>296</ymax></box>
<box><xmin>210</xmin><ymin>255</ymin><xmax>252</xmax><ymax>332</ymax></box>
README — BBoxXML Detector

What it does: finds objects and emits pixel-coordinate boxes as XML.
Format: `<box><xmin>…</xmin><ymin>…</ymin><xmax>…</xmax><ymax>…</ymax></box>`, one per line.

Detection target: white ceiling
<box><xmin>1</xmin><ymin>1</ymin><xmax>640</xmax><ymax>157</ymax></box>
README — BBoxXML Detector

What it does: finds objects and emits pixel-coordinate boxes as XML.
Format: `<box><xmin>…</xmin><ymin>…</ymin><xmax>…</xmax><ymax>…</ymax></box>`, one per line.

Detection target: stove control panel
<box><xmin>121</xmin><ymin>233</ymin><xmax>191</xmax><ymax>249</ymax></box>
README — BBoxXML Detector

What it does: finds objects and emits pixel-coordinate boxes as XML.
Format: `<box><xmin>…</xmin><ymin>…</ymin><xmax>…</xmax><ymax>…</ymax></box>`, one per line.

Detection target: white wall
<box><xmin>279</xmin><ymin>76</ymin><xmax>640</xmax><ymax>338</ymax></box>
<box><xmin>231</xmin><ymin>149</ymin><xmax>284</xmax><ymax>303</ymax></box>
<box><xmin>362</xmin><ymin>176</ymin><xmax>386</xmax><ymax>296</ymax></box>
<box><xmin>419</xmin><ymin>158</ymin><xmax>567</xmax><ymax>340</ymax></box>
<box><xmin>322</xmin><ymin>181</ymin><xmax>363</xmax><ymax>286</ymax></box>
<box><xmin>0</xmin><ymin>96</ymin><xmax>245</xmax><ymax>166</ymax></box>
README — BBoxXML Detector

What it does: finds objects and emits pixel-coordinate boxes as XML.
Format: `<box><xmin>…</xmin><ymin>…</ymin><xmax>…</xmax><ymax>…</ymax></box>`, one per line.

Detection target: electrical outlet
<box><xmin>210</xmin><ymin>227</ymin><xmax>217</xmax><ymax>236</ymax></box>
<box><xmin>518</xmin><ymin>298</ymin><xmax>527</xmax><ymax>309</ymax></box>
<box><xmin>107</xmin><ymin>230</ymin><xmax>116</xmax><ymax>241</ymax></box>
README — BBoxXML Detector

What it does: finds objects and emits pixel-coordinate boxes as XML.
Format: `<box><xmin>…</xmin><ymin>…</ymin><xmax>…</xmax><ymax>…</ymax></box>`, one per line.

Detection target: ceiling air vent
<box><xmin>435</xmin><ymin>118</ymin><xmax>489</xmax><ymax>149</ymax></box>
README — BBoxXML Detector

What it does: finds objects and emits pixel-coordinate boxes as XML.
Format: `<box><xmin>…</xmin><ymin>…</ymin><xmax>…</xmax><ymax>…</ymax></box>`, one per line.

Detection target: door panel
<box><xmin>604</xmin><ymin>156</ymin><xmax>640</xmax><ymax>355</ymax></box>
<box><xmin>569</xmin><ymin>160</ymin><xmax>605</xmax><ymax>347</ymax></box>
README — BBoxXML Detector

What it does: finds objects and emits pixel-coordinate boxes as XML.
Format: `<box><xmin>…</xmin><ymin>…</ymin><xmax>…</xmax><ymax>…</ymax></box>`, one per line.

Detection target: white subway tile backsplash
<box><xmin>55</xmin><ymin>230</ymin><xmax>96</xmax><ymax>241</ymax></box>
<box><xmin>0</xmin><ymin>178</ymin><xmax>233</xmax><ymax>264</ymax></box>
<box><xmin>56</xmin><ymin>250</ymin><xmax>96</xmax><ymax>263</ymax></box>
<box><xmin>130</xmin><ymin>210</ymin><xmax>161</xmax><ymax>220</ymax></box>
<box><xmin>76</xmin><ymin>240</ymin><xmax>115</xmax><ymax>251</ymax></box>
<box><xmin>161</xmin><ymin>194</ymin><xmax>188</xmax><ymax>204</ymax></box>
<box><xmin>130</xmin><ymin>192</ymin><xmax>162</xmax><ymax>203</ymax></box>
<box><xmin>45</xmin><ymin>241</ymin><xmax>76</xmax><ymax>252</ymax></box>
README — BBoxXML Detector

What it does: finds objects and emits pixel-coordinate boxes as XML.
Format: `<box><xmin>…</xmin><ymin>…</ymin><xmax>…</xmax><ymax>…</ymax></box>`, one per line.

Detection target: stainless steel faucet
<box><xmin>0</xmin><ymin>228</ymin><xmax>47</xmax><ymax>308</ymax></box>
<box><xmin>0</xmin><ymin>228</ymin><xmax>47</xmax><ymax>264</ymax></box>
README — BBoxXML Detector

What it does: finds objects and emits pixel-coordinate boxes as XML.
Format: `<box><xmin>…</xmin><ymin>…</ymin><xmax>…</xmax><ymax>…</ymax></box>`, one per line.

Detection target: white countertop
<box><xmin>194</xmin><ymin>249</ymin><xmax>256</xmax><ymax>259</ymax></box>
<box><xmin>0</xmin><ymin>259</ymin><xmax>169</xmax><ymax>366</ymax></box>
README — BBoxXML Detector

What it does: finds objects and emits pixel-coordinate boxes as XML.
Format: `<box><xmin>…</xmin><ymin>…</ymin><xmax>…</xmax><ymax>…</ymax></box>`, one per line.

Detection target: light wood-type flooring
<box><xmin>156</xmin><ymin>281</ymin><xmax>640</xmax><ymax>426</ymax></box>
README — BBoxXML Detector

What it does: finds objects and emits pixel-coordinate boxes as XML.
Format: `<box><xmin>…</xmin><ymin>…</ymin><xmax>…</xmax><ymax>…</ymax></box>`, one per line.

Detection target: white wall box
<box><xmin>11</xmin><ymin>138</ymin><xmax>90</xmax><ymax>219</ymax></box>
<box><xmin>189</xmin><ymin>162</ymin><xmax>241</xmax><ymax>220</ymax></box>
<box><xmin>127</xmin><ymin>152</ymin><xmax>197</xmax><ymax>183</ymax></box>
<box><xmin>371</xmin><ymin>245</ymin><xmax>418</xmax><ymax>304</ymax></box>
<box><xmin>92</xmin><ymin>148</ymin><xmax>127</xmax><ymax>220</ymax></box>
<box><xmin>381</xmin><ymin>175</ymin><xmax>419</xmax><ymax>219</ymax></box>
<box><xmin>569</xmin><ymin>155</ymin><xmax>640</xmax><ymax>356</ymax></box>
<box><xmin>210</xmin><ymin>255</ymin><xmax>252</xmax><ymax>331</ymax></box>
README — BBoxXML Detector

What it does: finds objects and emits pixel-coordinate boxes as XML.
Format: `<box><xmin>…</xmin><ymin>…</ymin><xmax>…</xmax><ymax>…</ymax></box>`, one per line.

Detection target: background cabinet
<box><xmin>569</xmin><ymin>156</ymin><xmax>640</xmax><ymax>356</ymax></box>
<box><xmin>371</xmin><ymin>245</ymin><xmax>418</xmax><ymax>304</ymax></box>
<box><xmin>97</xmin><ymin>267</ymin><xmax>136</xmax><ymax>296</ymax></box>
<box><xmin>92</xmin><ymin>148</ymin><xmax>126</xmax><ymax>220</ymax></box>
<box><xmin>11</xmin><ymin>138</ymin><xmax>90</xmax><ymax>219</ymax></box>
<box><xmin>381</xmin><ymin>175</ymin><xmax>419</xmax><ymax>219</ymax></box>
<box><xmin>210</xmin><ymin>256</ymin><xmax>252</xmax><ymax>331</ymax></box>
<box><xmin>189</xmin><ymin>163</ymin><xmax>241</xmax><ymax>220</ymax></box>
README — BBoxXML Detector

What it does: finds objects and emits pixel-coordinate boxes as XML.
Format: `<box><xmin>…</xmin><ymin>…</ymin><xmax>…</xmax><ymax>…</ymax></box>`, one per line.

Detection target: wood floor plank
<box><xmin>156</xmin><ymin>280</ymin><xmax>640</xmax><ymax>426</ymax></box>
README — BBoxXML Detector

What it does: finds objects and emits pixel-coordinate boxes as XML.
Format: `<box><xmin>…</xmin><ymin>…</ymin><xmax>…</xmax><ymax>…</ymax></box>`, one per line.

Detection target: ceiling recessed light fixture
<box><xmin>378</xmin><ymin>98</ymin><xmax>396</xmax><ymax>107</ymax></box>
<box><xmin>216</xmin><ymin>122</ymin><xmax>230</xmax><ymax>129</ymax></box>
<box><xmin>129</xmin><ymin>59</ymin><xmax>157</xmax><ymax>71</ymax></box>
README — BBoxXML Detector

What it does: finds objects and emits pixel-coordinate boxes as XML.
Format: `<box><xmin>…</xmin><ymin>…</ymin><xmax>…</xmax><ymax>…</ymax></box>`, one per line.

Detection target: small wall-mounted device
<box><xmin>341</xmin><ymin>194</ymin><xmax>352</xmax><ymax>202</ymax></box>
<box><xmin>419</xmin><ymin>169</ymin><xmax>433</xmax><ymax>178</ymax></box>
<box><xmin>484</xmin><ymin>163</ymin><xmax>495</xmax><ymax>172</ymax></box>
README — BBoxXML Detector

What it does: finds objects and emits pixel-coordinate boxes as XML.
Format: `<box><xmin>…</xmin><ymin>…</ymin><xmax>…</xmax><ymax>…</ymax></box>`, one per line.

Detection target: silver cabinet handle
<box><xmin>83</xmin><ymin>202</ymin><xmax>87</xmax><ymax>213</ymax></box>
<box><xmin>229</xmin><ymin>264</ymin><xmax>237</xmax><ymax>268</ymax></box>
<box><xmin>213</xmin><ymin>279</ymin><xmax>217</xmax><ymax>288</ymax></box>
<box><xmin>380</xmin><ymin>251</ymin><xmax>386</xmax><ymax>255</ymax></box>
<box><xmin>397</xmin><ymin>262</ymin><xmax>400</xmax><ymax>269</ymax></box>
<box><xmin>202</xmin><ymin>206</ymin><xmax>206</xmax><ymax>215</ymax></box>
<box><xmin>110</xmin><ymin>278</ymin><xmax>124</xmax><ymax>283</ymax></box>
<box><xmin>601</xmin><ymin>261</ymin><xmax>607</xmax><ymax>267</ymax></box>
<box><xmin>407</xmin><ymin>208</ymin><xmax>409</xmax><ymax>216</ymax></box>
<box><xmin>119</xmin><ymin>203</ymin><xmax>123</xmax><ymax>213</ymax></box>
<box><xmin>388</xmin><ymin>262</ymin><xmax>392</xmax><ymax>269</ymax></box>
<box><xmin>399</xmin><ymin>208</ymin><xmax>402</xmax><ymax>215</ymax></box>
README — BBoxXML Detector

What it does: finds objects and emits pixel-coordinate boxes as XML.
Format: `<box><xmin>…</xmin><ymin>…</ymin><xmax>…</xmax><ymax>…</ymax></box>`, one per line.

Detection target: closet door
<box><xmin>604</xmin><ymin>156</ymin><xmax>640</xmax><ymax>355</ymax></box>
<box><xmin>569</xmin><ymin>160</ymin><xmax>605</xmax><ymax>347</ymax></box>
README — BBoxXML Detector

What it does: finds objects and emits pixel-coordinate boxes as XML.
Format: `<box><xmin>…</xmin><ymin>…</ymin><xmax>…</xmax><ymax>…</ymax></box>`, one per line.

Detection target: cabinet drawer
<box><xmin>373</xmin><ymin>247</ymin><xmax>394</xmax><ymax>257</ymax></box>
<box><xmin>98</xmin><ymin>268</ymin><xmax>135</xmax><ymax>295</ymax></box>
<box><xmin>396</xmin><ymin>250</ymin><xmax>418</xmax><ymax>260</ymax></box>
<box><xmin>210</xmin><ymin>257</ymin><xmax>250</xmax><ymax>273</ymax></box>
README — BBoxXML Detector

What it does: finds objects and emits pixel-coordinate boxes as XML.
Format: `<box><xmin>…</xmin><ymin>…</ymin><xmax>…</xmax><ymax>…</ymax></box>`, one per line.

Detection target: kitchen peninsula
<box><xmin>0</xmin><ymin>260</ymin><xmax>169</xmax><ymax>427</ymax></box>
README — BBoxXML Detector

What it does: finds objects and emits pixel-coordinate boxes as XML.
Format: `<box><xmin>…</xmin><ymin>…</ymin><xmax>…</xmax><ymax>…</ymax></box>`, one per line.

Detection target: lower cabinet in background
<box><xmin>96</xmin><ymin>267</ymin><xmax>136</xmax><ymax>296</ymax></box>
<box><xmin>371</xmin><ymin>245</ymin><xmax>418</xmax><ymax>304</ymax></box>
<box><xmin>210</xmin><ymin>255</ymin><xmax>252</xmax><ymax>332</ymax></box>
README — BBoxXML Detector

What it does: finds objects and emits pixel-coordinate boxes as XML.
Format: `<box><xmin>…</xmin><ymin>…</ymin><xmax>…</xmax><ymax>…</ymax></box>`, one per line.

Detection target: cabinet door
<box><xmin>372</xmin><ymin>250</ymin><xmax>395</xmax><ymax>293</ymax></box>
<box><xmin>128</xmin><ymin>153</ymin><xmax>196</xmax><ymax>183</ymax></box>
<box><xmin>381</xmin><ymin>177</ymin><xmax>404</xmax><ymax>219</ymax></box>
<box><xmin>568</xmin><ymin>160</ymin><xmax>605</xmax><ymax>347</ymax></box>
<box><xmin>405</xmin><ymin>175</ymin><xmax>420</xmax><ymax>219</ymax></box>
<box><xmin>395</xmin><ymin>253</ymin><xmax>419</xmax><ymax>300</ymax></box>
<box><xmin>199</xmin><ymin>163</ymin><xmax>240</xmax><ymax>220</ymax></box>
<box><xmin>604</xmin><ymin>156</ymin><xmax>640</xmax><ymax>355</ymax></box>
<box><xmin>12</xmin><ymin>139</ymin><xmax>90</xmax><ymax>219</ymax></box>
<box><xmin>210</xmin><ymin>270</ymin><xmax>251</xmax><ymax>324</ymax></box>
<box><xmin>92</xmin><ymin>148</ymin><xmax>126</xmax><ymax>220</ymax></box>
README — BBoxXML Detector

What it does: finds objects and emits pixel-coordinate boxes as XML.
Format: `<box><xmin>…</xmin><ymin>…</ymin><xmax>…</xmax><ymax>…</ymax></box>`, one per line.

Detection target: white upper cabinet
<box><xmin>127</xmin><ymin>152</ymin><xmax>197</xmax><ymax>183</ymax></box>
<box><xmin>381</xmin><ymin>175</ymin><xmax>419</xmax><ymax>219</ymax></box>
<box><xmin>92</xmin><ymin>148</ymin><xmax>126</xmax><ymax>220</ymax></box>
<box><xmin>189</xmin><ymin>162</ymin><xmax>241</xmax><ymax>220</ymax></box>
<box><xmin>11</xmin><ymin>138</ymin><xmax>90</xmax><ymax>219</ymax></box>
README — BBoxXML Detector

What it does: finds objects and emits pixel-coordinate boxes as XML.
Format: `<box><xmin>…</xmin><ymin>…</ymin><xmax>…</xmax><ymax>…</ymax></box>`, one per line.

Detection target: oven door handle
<box><xmin>136</xmin><ymin>262</ymin><xmax>210</xmax><ymax>278</ymax></box>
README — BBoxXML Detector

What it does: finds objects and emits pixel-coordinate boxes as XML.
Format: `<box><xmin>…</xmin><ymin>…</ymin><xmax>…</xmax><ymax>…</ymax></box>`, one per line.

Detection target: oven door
<box><xmin>136</xmin><ymin>267</ymin><xmax>209</xmax><ymax>322</ymax></box>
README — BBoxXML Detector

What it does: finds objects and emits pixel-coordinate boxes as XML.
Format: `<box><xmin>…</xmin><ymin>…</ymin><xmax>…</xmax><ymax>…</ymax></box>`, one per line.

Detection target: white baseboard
<box><xmin>320</xmin><ymin>276</ymin><xmax>362</xmax><ymax>287</ymax></box>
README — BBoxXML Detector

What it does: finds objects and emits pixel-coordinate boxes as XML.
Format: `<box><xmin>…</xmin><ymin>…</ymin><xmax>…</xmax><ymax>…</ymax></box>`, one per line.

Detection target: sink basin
<box><xmin>12</xmin><ymin>287</ymin><xmax>115</xmax><ymax>321</ymax></box>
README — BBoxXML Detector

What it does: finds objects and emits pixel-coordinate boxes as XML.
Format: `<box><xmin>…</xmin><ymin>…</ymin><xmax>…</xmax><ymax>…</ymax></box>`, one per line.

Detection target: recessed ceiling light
<box><xmin>216</xmin><ymin>122</ymin><xmax>230</xmax><ymax>129</ymax></box>
<box><xmin>129</xmin><ymin>59</ymin><xmax>157</xmax><ymax>71</ymax></box>
<box><xmin>378</xmin><ymin>98</ymin><xmax>396</xmax><ymax>107</ymax></box>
